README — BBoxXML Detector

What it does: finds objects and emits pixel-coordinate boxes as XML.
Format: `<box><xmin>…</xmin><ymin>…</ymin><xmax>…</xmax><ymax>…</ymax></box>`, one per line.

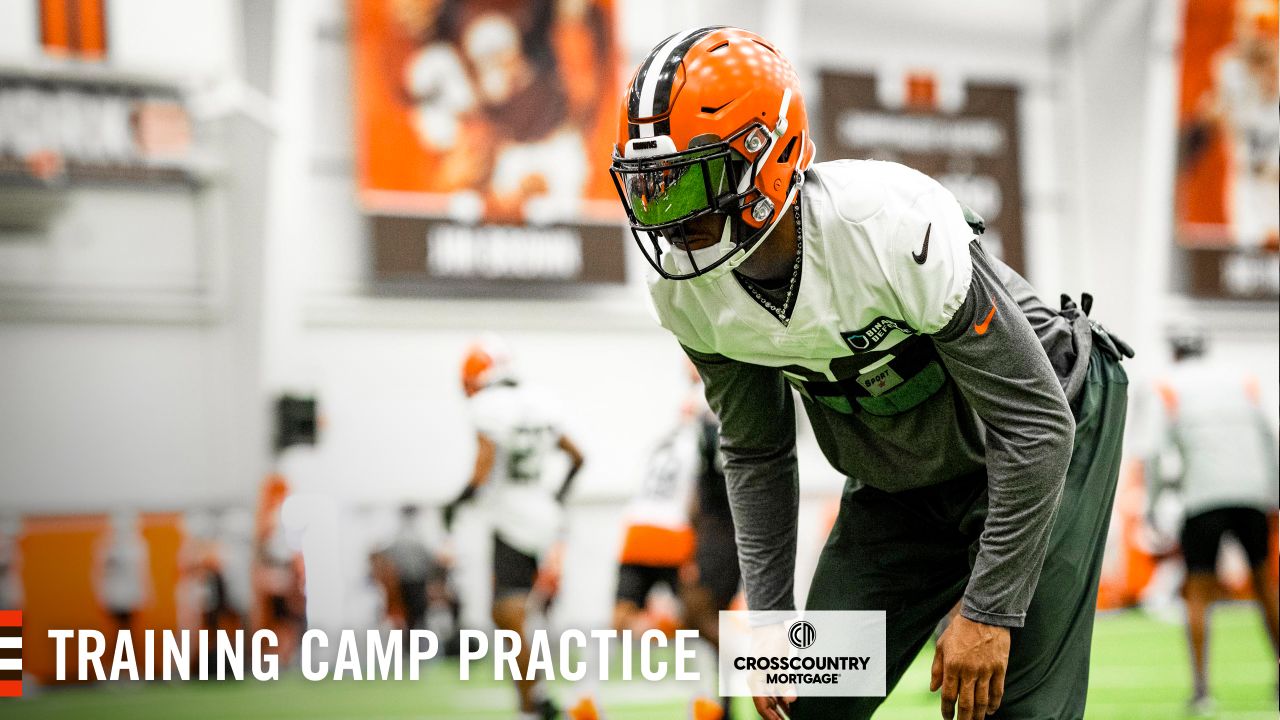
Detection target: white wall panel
<box><xmin>0</xmin><ymin>0</ymin><xmax>39</xmax><ymax>61</ymax></box>
<box><xmin>0</xmin><ymin>323</ymin><xmax>227</xmax><ymax>511</ymax></box>
<box><xmin>107</xmin><ymin>0</ymin><xmax>236</xmax><ymax>78</ymax></box>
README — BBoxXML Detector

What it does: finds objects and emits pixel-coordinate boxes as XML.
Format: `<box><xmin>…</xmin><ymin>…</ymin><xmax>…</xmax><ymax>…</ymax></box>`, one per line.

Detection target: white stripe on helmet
<box><xmin>636</xmin><ymin>27</ymin><xmax>701</xmax><ymax>138</ymax></box>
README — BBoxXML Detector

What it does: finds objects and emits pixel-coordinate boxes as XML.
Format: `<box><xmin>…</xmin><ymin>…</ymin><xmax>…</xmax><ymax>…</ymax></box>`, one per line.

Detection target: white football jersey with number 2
<box><xmin>469</xmin><ymin>382</ymin><xmax>565</xmax><ymax>555</ymax></box>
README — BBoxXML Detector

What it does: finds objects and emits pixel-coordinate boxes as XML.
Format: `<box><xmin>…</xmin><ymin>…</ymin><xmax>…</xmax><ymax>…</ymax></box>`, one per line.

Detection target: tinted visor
<box><xmin>612</xmin><ymin>147</ymin><xmax>739</xmax><ymax>227</ymax></box>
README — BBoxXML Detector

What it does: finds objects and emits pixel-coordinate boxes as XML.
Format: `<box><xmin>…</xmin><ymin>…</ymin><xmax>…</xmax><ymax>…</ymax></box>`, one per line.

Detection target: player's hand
<box><xmin>743</xmin><ymin>619</ymin><xmax>796</xmax><ymax>719</ymax></box>
<box><xmin>930</xmin><ymin>614</ymin><xmax>1009</xmax><ymax>720</ymax></box>
<box><xmin>752</xmin><ymin>693</ymin><xmax>793</xmax><ymax>720</ymax></box>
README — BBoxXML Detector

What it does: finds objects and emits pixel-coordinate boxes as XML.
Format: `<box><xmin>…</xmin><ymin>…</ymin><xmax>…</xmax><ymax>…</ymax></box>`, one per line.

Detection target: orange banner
<box><xmin>351</xmin><ymin>0</ymin><xmax>623</xmax><ymax>225</ymax></box>
<box><xmin>1175</xmin><ymin>0</ymin><xmax>1278</xmax><ymax>250</ymax></box>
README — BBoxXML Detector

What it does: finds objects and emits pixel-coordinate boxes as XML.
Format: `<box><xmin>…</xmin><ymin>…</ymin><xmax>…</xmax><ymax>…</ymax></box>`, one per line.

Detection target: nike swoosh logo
<box><xmin>974</xmin><ymin>299</ymin><xmax>997</xmax><ymax>335</ymax></box>
<box><xmin>912</xmin><ymin>224</ymin><xmax>932</xmax><ymax>265</ymax></box>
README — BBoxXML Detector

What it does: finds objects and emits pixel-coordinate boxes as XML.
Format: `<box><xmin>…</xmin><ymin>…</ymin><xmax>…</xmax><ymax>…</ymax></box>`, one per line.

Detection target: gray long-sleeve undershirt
<box><xmin>686</xmin><ymin>242</ymin><xmax>1076</xmax><ymax>627</ymax></box>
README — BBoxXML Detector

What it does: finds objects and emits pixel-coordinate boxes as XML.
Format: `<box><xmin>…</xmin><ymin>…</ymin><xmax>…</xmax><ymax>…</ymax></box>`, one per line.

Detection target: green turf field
<box><xmin>6</xmin><ymin>605</ymin><xmax>1276</xmax><ymax>719</ymax></box>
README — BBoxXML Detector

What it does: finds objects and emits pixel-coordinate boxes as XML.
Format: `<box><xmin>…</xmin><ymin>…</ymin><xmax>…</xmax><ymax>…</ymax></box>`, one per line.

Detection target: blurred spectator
<box><xmin>0</xmin><ymin>515</ymin><xmax>20</xmax><ymax>611</ymax></box>
<box><xmin>181</xmin><ymin>509</ymin><xmax>250</xmax><ymax>636</ymax></box>
<box><xmin>96</xmin><ymin>511</ymin><xmax>150</xmax><ymax>636</ymax></box>
<box><xmin>1146</xmin><ymin>330</ymin><xmax>1280</xmax><ymax>713</ymax></box>
<box><xmin>680</xmin><ymin>387</ymin><xmax>741</xmax><ymax>720</ymax></box>
<box><xmin>383</xmin><ymin>505</ymin><xmax>434</xmax><ymax>631</ymax></box>
<box><xmin>215</xmin><ymin>508</ymin><xmax>256</xmax><ymax>630</ymax></box>
<box><xmin>254</xmin><ymin>476</ymin><xmax>305</xmax><ymax>664</ymax></box>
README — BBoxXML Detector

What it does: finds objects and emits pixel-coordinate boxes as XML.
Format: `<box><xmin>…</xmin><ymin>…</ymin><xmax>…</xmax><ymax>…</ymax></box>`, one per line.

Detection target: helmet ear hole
<box><xmin>776</xmin><ymin>135</ymin><xmax>797</xmax><ymax>164</ymax></box>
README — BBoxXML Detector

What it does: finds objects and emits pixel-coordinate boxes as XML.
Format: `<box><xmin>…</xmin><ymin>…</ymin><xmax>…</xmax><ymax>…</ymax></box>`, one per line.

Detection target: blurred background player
<box><xmin>179</xmin><ymin>510</ymin><xmax>246</xmax><ymax>634</ymax></box>
<box><xmin>96</xmin><ymin>511</ymin><xmax>151</xmax><ymax>641</ymax></box>
<box><xmin>442</xmin><ymin>335</ymin><xmax>585</xmax><ymax>720</ymax></box>
<box><xmin>0</xmin><ymin>515</ymin><xmax>19</xmax><ymax>613</ymax></box>
<box><xmin>680</xmin><ymin>386</ymin><xmax>741</xmax><ymax>720</ymax></box>
<box><xmin>611</xmin><ymin>399</ymin><xmax>696</xmax><ymax>636</ymax></box>
<box><xmin>253</xmin><ymin>476</ymin><xmax>305</xmax><ymax>666</ymax></box>
<box><xmin>1146</xmin><ymin>330</ymin><xmax>1280</xmax><ymax>713</ymax></box>
<box><xmin>214</xmin><ymin>508</ymin><xmax>257</xmax><ymax>636</ymax></box>
<box><xmin>383</xmin><ymin>504</ymin><xmax>435</xmax><ymax>632</ymax></box>
<box><xmin>570</xmin><ymin>371</ymin><xmax>698</xmax><ymax>720</ymax></box>
<box><xmin>179</xmin><ymin>508</ymin><xmax>254</xmax><ymax>676</ymax></box>
<box><xmin>572</xmin><ymin>369</ymin><xmax>740</xmax><ymax>720</ymax></box>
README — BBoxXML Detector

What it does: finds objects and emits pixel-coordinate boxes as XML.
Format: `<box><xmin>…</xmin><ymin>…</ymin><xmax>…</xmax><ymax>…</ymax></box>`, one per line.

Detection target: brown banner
<box><xmin>372</xmin><ymin>216</ymin><xmax>627</xmax><ymax>290</ymax></box>
<box><xmin>817</xmin><ymin>71</ymin><xmax>1026</xmax><ymax>275</ymax></box>
<box><xmin>1184</xmin><ymin>247</ymin><xmax>1280</xmax><ymax>300</ymax></box>
<box><xmin>0</xmin><ymin>73</ymin><xmax>194</xmax><ymax>187</ymax></box>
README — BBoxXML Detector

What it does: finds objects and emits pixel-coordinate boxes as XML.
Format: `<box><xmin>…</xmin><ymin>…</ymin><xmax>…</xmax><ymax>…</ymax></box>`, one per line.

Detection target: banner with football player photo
<box><xmin>817</xmin><ymin>70</ymin><xmax>1027</xmax><ymax>276</ymax></box>
<box><xmin>350</xmin><ymin>0</ymin><xmax>627</xmax><ymax>290</ymax></box>
<box><xmin>1174</xmin><ymin>0</ymin><xmax>1279</xmax><ymax>300</ymax></box>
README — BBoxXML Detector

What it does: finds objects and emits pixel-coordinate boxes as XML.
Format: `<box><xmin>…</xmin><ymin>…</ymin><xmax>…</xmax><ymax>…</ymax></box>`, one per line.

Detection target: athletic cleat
<box><xmin>1186</xmin><ymin>694</ymin><xmax>1216</xmax><ymax>717</ymax></box>
<box><xmin>536</xmin><ymin>698</ymin><xmax>563</xmax><ymax>720</ymax></box>
<box><xmin>691</xmin><ymin>696</ymin><xmax>724</xmax><ymax>720</ymax></box>
<box><xmin>566</xmin><ymin>696</ymin><xmax>602</xmax><ymax>720</ymax></box>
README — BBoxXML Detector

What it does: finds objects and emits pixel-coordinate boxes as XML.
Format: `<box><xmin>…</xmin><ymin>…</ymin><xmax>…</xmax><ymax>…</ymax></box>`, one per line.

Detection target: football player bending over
<box><xmin>611</xmin><ymin>26</ymin><xmax>1132</xmax><ymax>720</ymax></box>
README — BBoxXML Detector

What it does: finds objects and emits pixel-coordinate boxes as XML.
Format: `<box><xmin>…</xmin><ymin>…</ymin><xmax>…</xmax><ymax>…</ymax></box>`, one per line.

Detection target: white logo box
<box><xmin>718</xmin><ymin>610</ymin><xmax>886</xmax><ymax>698</ymax></box>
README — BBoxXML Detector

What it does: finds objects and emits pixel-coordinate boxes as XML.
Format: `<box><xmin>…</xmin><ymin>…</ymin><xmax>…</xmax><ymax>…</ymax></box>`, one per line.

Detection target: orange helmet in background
<box><xmin>610</xmin><ymin>26</ymin><xmax>816</xmax><ymax>280</ymax></box>
<box><xmin>460</xmin><ymin>334</ymin><xmax>513</xmax><ymax>397</ymax></box>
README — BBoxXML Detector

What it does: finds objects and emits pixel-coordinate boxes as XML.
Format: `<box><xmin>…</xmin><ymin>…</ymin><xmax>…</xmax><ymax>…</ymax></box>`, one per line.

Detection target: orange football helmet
<box><xmin>460</xmin><ymin>335</ymin><xmax>513</xmax><ymax>397</ymax></box>
<box><xmin>611</xmin><ymin>26</ymin><xmax>815</xmax><ymax>280</ymax></box>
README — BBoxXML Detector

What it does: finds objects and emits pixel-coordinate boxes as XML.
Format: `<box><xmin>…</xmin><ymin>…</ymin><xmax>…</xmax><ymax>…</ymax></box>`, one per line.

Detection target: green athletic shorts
<box><xmin>791</xmin><ymin>344</ymin><xmax>1128</xmax><ymax>719</ymax></box>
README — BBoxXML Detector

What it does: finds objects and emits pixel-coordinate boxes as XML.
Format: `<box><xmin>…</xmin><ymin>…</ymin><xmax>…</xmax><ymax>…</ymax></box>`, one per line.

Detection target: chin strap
<box><xmin>732</xmin><ymin>171</ymin><xmax>805</xmax><ymax>261</ymax></box>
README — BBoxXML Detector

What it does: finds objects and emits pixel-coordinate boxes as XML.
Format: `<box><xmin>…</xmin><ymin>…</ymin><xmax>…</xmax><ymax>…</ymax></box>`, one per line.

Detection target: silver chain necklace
<box><xmin>737</xmin><ymin>197</ymin><xmax>803</xmax><ymax>326</ymax></box>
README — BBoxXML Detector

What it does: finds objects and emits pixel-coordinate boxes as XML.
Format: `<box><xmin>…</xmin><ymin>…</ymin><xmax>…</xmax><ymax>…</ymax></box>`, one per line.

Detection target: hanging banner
<box><xmin>351</xmin><ymin>0</ymin><xmax>627</xmax><ymax>290</ymax></box>
<box><xmin>0</xmin><ymin>72</ymin><xmax>195</xmax><ymax>186</ymax></box>
<box><xmin>818</xmin><ymin>71</ymin><xmax>1026</xmax><ymax>275</ymax></box>
<box><xmin>1174</xmin><ymin>0</ymin><xmax>1278</xmax><ymax>299</ymax></box>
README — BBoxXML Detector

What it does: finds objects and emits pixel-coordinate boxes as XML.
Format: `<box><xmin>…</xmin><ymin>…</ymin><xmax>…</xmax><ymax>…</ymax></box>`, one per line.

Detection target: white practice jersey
<box><xmin>1154</xmin><ymin>359</ymin><xmax>1280</xmax><ymax>517</ymax></box>
<box><xmin>470</xmin><ymin>381</ymin><xmax>566</xmax><ymax>555</ymax></box>
<box><xmin>647</xmin><ymin>158</ymin><xmax>1083</xmax><ymax>623</ymax></box>
<box><xmin>651</xmin><ymin>159</ymin><xmax>973</xmax><ymax>380</ymax></box>
<box><xmin>99</xmin><ymin>530</ymin><xmax>150</xmax><ymax>612</ymax></box>
<box><xmin>623</xmin><ymin>421</ymin><xmax>699</xmax><ymax>532</ymax></box>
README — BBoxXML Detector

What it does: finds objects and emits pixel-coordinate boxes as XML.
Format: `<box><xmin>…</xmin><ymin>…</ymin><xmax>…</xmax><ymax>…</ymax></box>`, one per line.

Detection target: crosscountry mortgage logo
<box><xmin>788</xmin><ymin>620</ymin><xmax>816</xmax><ymax>650</ymax></box>
<box><xmin>719</xmin><ymin>610</ymin><xmax>886</xmax><ymax>697</ymax></box>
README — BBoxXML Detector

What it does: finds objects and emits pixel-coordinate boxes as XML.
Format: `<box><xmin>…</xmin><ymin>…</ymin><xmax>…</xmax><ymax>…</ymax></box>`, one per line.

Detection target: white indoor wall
<box><xmin>0</xmin><ymin>0</ymin><xmax>39</xmax><ymax>61</ymax></box>
<box><xmin>106</xmin><ymin>0</ymin><xmax>238</xmax><ymax>79</ymax></box>
<box><xmin>0</xmin><ymin>323</ymin><xmax>224</xmax><ymax>509</ymax></box>
<box><xmin>0</xmin><ymin>0</ymin><xmax>243</xmax><ymax>511</ymax></box>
